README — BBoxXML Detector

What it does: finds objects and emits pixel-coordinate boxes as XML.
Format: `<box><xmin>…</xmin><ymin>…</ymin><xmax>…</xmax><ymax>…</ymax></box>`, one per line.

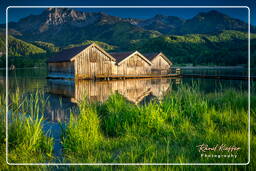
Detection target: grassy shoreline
<box><xmin>62</xmin><ymin>85</ymin><xmax>250</xmax><ymax>164</ymax></box>
<box><xmin>0</xmin><ymin>83</ymin><xmax>255</xmax><ymax>170</ymax></box>
<box><xmin>0</xmin><ymin>89</ymin><xmax>53</xmax><ymax>168</ymax></box>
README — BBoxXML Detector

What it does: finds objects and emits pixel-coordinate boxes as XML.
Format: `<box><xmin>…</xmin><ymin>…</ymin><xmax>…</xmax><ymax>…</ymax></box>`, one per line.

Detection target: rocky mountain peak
<box><xmin>44</xmin><ymin>8</ymin><xmax>87</xmax><ymax>25</ymax></box>
<box><xmin>7</xmin><ymin>8</ymin><xmax>253</xmax><ymax>39</ymax></box>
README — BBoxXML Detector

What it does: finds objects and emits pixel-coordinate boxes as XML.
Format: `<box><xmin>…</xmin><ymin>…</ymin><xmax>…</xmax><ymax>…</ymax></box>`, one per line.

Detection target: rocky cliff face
<box><xmin>11</xmin><ymin>8</ymin><xmax>116</xmax><ymax>33</ymax></box>
<box><xmin>10</xmin><ymin>8</ymin><xmax>252</xmax><ymax>35</ymax></box>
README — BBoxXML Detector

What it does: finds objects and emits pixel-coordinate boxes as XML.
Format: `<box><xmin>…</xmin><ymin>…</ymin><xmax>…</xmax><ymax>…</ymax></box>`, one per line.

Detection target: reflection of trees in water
<box><xmin>45</xmin><ymin>93</ymin><xmax>78</xmax><ymax>122</ymax></box>
<box><xmin>46</xmin><ymin>78</ymin><xmax>180</xmax><ymax>122</ymax></box>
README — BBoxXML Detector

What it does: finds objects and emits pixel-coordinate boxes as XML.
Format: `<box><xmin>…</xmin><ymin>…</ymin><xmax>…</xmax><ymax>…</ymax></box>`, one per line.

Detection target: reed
<box><xmin>62</xmin><ymin>97</ymin><xmax>103</xmax><ymax>162</ymax></box>
<box><xmin>0</xmin><ymin>82</ymin><xmax>255</xmax><ymax>170</ymax></box>
<box><xmin>7</xmin><ymin>88</ymin><xmax>53</xmax><ymax>163</ymax></box>
<box><xmin>62</xmin><ymin>83</ymin><xmax>251</xmax><ymax>165</ymax></box>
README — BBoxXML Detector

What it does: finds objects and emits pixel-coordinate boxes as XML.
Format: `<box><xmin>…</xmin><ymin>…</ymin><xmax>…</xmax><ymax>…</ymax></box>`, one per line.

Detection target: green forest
<box><xmin>130</xmin><ymin>30</ymin><xmax>256</xmax><ymax>66</ymax></box>
<box><xmin>0</xmin><ymin>30</ymin><xmax>255</xmax><ymax>68</ymax></box>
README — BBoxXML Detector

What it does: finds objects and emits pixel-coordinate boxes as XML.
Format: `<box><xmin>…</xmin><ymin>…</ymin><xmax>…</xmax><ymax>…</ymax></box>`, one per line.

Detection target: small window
<box><xmin>127</xmin><ymin>60</ymin><xmax>135</xmax><ymax>67</ymax></box>
<box><xmin>90</xmin><ymin>56</ymin><xmax>96</xmax><ymax>63</ymax></box>
<box><xmin>136</xmin><ymin>60</ymin><xmax>143</xmax><ymax>67</ymax></box>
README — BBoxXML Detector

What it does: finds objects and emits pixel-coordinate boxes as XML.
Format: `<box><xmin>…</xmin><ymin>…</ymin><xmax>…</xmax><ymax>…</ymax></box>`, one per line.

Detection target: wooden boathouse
<box><xmin>143</xmin><ymin>52</ymin><xmax>172</xmax><ymax>75</ymax></box>
<box><xmin>110</xmin><ymin>51</ymin><xmax>152</xmax><ymax>76</ymax></box>
<box><xmin>47</xmin><ymin>43</ymin><xmax>175</xmax><ymax>79</ymax></box>
<box><xmin>47</xmin><ymin>43</ymin><xmax>116</xmax><ymax>79</ymax></box>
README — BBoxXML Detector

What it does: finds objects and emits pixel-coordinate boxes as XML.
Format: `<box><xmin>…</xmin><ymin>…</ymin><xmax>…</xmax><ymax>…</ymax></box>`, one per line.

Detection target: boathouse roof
<box><xmin>143</xmin><ymin>52</ymin><xmax>172</xmax><ymax>65</ymax></box>
<box><xmin>109</xmin><ymin>52</ymin><xmax>134</xmax><ymax>63</ymax></box>
<box><xmin>109</xmin><ymin>51</ymin><xmax>152</xmax><ymax>65</ymax></box>
<box><xmin>47</xmin><ymin>45</ymin><xmax>91</xmax><ymax>63</ymax></box>
<box><xmin>143</xmin><ymin>53</ymin><xmax>159</xmax><ymax>61</ymax></box>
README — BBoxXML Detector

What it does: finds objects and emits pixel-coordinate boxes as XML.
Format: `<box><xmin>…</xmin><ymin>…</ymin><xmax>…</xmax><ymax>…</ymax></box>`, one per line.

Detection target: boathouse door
<box><xmin>90</xmin><ymin>62</ymin><xmax>97</xmax><ymax>79</ymax></box>
<box><xmin>89</xmin><ymin>53</ymin><xmax>97</xmax><ymax>79</ymax></box>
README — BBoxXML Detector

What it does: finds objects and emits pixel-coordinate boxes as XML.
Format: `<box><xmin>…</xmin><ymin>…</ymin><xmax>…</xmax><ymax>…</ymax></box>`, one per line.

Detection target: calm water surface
<box><xmin>0</xmin><ymin>67</ymin><xmax>252</xmax><ymax>160</ymax></box>
<box><xmin>0</xmin><ymin>67</ymin><xmax>251</xmax><ymax>121</ymax></box>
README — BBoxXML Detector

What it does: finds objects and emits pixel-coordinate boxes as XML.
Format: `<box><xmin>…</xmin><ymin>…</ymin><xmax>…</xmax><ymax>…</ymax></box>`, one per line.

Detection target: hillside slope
<box><xmin>6</xmin><ymin>8</ymin><xmax>254</xmax><ymax>47</ymax></box>
<box><xmin>130</xmin><ymin>30</ymin><xmax>255</xmax><ymax>66</ymax></box>
<box><xmin>0</xmin><ymin>33</ymin><xmax>46</xmax><ymax>56</ymax></box>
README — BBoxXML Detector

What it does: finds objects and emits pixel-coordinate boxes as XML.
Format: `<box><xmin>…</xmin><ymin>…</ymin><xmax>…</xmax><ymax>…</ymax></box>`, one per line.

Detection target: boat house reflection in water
<box><xmin>48</xmin><ymin>79</ymin><xmax>180</xmax><ymax>104</ymax></box>
<box><xmin>46</xmin><ymin>78</ymin><xmax>180</xmax><ymax>122</ymax></box>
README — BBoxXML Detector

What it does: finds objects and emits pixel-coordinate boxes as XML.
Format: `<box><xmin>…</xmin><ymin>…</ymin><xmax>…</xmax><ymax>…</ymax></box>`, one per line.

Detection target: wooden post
<box><xmin>176</xmin><ymin>68</ymin><xmax>181</xmax><ymax>75</ymax></box>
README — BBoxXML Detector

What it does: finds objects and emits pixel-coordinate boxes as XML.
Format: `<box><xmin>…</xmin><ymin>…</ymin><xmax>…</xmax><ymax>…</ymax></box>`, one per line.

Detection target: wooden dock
<box><xmin>95</xmin><ymin>73</ymin><xmax>179</xmax><ymax>79</ymax></box>
<box><xmin>47</xmin><ymin>73</ymin><xmax>180</xmax><ymax>80</ymax></box>
<box><xmin>46</xmin><ymin>67</ymin><xmax>254</xmax><ymax>81</ymax></box>
<box><xmin>181</xmin><ymin>74</ymin><xmax>254</xmax><ymax>80</ymax></box>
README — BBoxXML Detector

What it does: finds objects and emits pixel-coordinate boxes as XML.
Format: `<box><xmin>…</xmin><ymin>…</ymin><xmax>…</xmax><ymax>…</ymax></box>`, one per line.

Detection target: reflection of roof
<box><xmin>109</xmin><ymin>52</ymin><xmax>134</xmax><ymax>63</ymax></box>
<box><xmin>121</xmin><ymin>88</ymin><xmax>152</xmax><ymax>105</ymax></box>
<box><xmin>143</xmin><ymin>53</ymin><xmax>159</xmax><ymax>61</ymax></box>
<box><xmin>47</xmin><ymin>45</ymin><xmax>91</xmax><ymax>63</ymax></box>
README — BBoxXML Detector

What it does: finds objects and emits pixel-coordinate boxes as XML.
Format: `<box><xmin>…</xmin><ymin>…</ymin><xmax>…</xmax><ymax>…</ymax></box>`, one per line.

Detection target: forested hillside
<box><xmin>129</xmin><ymin>30</ymin><xmax>255</xmax><ymax>66</ymax></box>
<box><xmin>0</xmin><ymin>30</ymin><xmax>255</xmax><ymax>67</ymax></box>
<box><xmin>0</xmin><ymin>8</ymin><xmax>255</xmax><ymax>68</ymax></box>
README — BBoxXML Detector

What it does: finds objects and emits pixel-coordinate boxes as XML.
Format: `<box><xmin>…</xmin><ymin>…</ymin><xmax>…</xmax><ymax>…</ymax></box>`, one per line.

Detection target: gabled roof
<box><xmin>47</xmin><ymin>43</ymin><xmax>116</xmax><ymax>63</ymax></box>
<box><xmin>143</xmin><ymin>53</ymin><xmax>159</xmax><ymax>61</ymax></box>
<box><xmin>47</xmin><ymin>45</ymin><xmax>91</xmax><ymax>63</ymax></box>
<box><xmin>110</xmin><ymin>51</ymin><xmax>152</xmax><ymax>65</ymax></box>
<box><xmin>121</xmin><ymin>88</ymin><xmax>152</xmax><ymax>105</ymax></box>
<box><xmin>144</xmin><ymin>52</ymin><xmax>172</xmax><ymax>65</ymax></box>
<box><xmin>109</xmin><ymin>52</ymin><xmax>134</xmax><ymax>63</ymax></box>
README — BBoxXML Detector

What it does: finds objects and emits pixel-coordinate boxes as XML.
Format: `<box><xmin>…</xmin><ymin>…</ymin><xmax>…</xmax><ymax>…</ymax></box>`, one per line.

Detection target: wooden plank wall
<box><xmin>75</xmin><ymin>46</ymin><xmax>113</xmax><ymax>78</ymax></box>
<box><xmin>151</xmin><ymin>55</ymin><xmax>170</xmax><ymax>74</ymax></box>
<box><xmin>48</xmin><ymin>47</ymin><xmax>173</xmax><ymax>78</ymax></box>
<box><xmin>117</xmin><ymin>54</ymin><xmax>151</xmax><ymax>76</ymax></box>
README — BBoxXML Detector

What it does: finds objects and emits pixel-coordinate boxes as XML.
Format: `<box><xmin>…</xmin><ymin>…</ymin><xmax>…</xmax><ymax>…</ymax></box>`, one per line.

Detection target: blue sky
<box><xmin>6</xmin><ymin>8</ymin><xmax>249</xmax><ymax>24</ymax></box>
<box><xmin>0</xmin><ymin>0</ymin><xmax>255</xmax><ymax>25</ymax></box>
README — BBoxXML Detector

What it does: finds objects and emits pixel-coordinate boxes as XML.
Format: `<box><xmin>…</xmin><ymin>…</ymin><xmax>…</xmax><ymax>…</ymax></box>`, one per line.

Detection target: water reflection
<box><xmin>2</xmin><ymin>68</ymin><xmax>248</xmax><ymax>124</ymax></box>
<box><xmin>45</xmin><ymin>94</ymin><xmax>77</xmax><ymax>122</ymax></box>
<box><xmin>2</xmin><ymin>68</ymin><xmax>249</xmax><ymax>159</ymax></box>
<box><xmin>47</xmin><ymin>78</ymin><xmax>180</xmax><ymax>105</ymax></box>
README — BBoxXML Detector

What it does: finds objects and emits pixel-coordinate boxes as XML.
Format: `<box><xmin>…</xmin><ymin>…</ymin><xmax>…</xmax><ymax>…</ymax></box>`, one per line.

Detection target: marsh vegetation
<box><xmin>62</xmin><ymin>84</ymin><xmax>250</xmax><ymax>163</ymax></box>
<box><xmin>0</xmin><ymin>69</ymin><xmax>254</xmax><ymax>169</ymax></box>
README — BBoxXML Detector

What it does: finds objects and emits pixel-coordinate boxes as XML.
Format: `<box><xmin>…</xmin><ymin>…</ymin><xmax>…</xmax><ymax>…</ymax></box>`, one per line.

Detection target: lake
<box><xmin>0</xmin><ymin>67</ymin><xmax>252</xmax><ymax>160</ymax></box>
<box><xmin>1</xmin><ymin>67</ymin><xmax>251</xmax><ymax>121</ymax></box>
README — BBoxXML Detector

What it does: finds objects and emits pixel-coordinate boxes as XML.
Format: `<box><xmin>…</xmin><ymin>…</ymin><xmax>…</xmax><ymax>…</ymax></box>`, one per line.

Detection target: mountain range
<box><xmin>0</xmin><ymin>8</ymin><xmax>255</xmax><ymax>67</ymax></box>
<box><xmin>3</xmin><ymin>8</ymin><xmax>254</xmax><ymax>47</ymax></box>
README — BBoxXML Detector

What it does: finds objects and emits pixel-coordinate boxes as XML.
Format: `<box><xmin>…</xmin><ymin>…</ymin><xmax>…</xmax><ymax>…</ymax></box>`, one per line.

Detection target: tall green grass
<box><xmin>62</xmin><ymin>98</ymin><xmax>103</xmax><ymax>161</ymax></box>
<box><xmin>0</xmin><ymin>86</ymin><xmax>6</xmax><ymax>168</ymax></box>
<box><xmin>6</xmin><ymin>88</ymin><xmax>53</xmax><ymax>164</ymax></box>
<box><xmin>0</xmin><ymin>82</ymin><xmax>254</xmax><ymax>170</ymax></box>
<box><xmin>62</xmin><ymin>84</ymin><xmax>250</xmax><ymax>164</ymax></box>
